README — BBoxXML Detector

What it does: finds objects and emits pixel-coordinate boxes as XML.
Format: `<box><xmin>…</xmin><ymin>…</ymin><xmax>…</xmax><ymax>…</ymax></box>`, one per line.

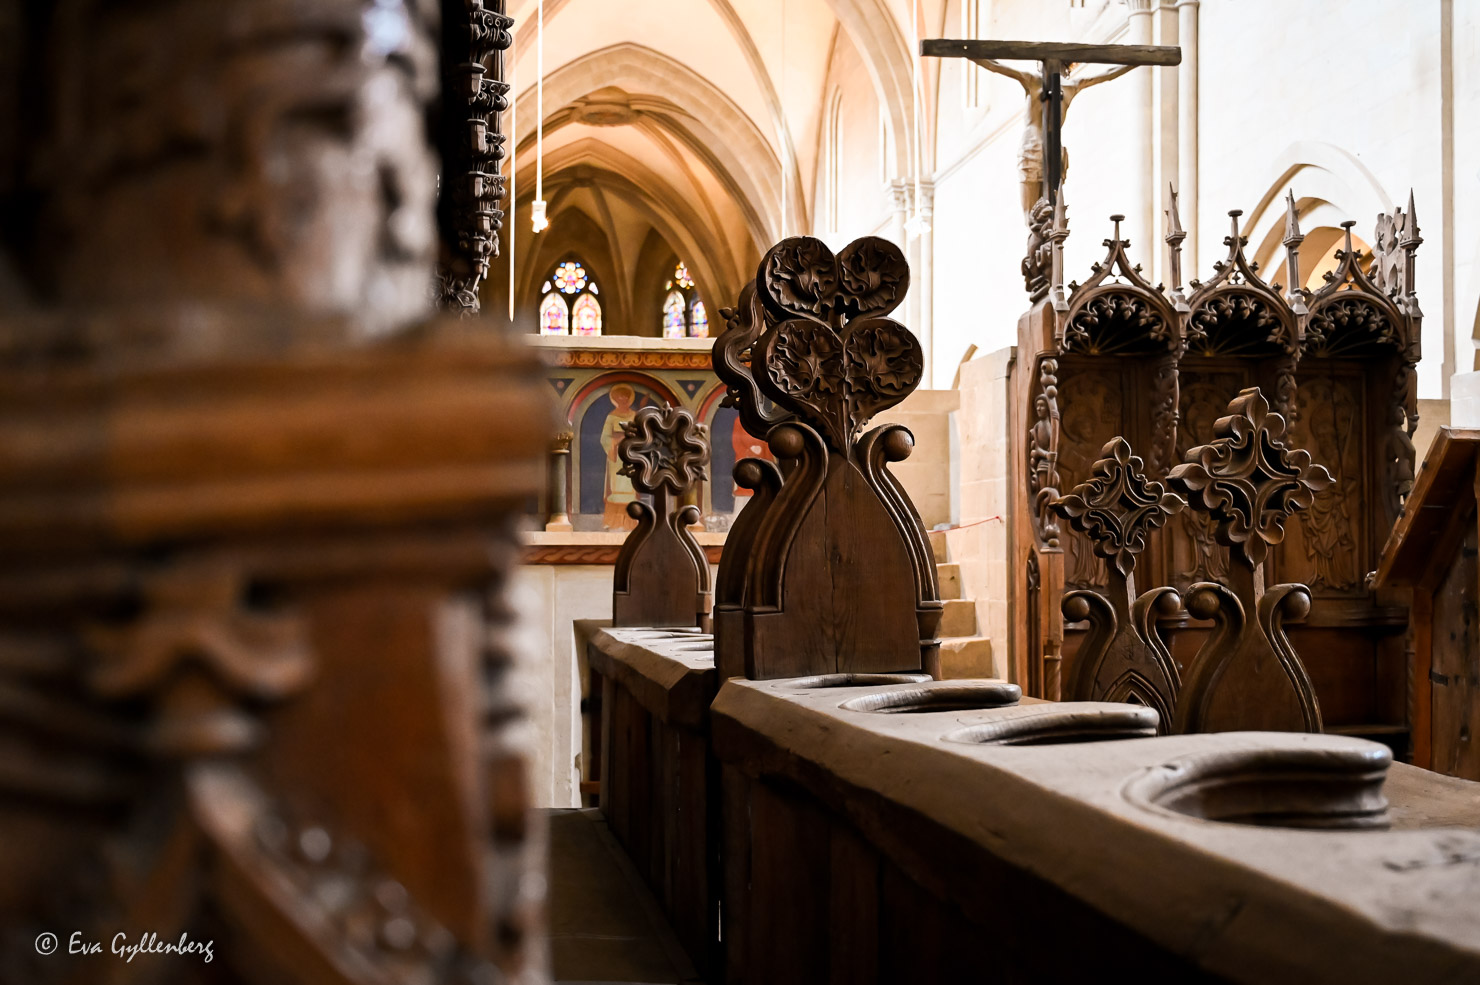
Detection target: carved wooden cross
<box><xmin>920</xmin><ymin>40</ymin><xmax>1180</xmax><ymax>208</ymax></box>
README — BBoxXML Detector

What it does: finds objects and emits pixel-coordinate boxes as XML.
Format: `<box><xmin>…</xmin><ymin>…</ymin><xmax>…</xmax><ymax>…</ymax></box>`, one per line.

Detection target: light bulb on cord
<box><xmin>532</xmin><ymin>0</ymin><xmax>546</xmax><ymax>234</ymax></box>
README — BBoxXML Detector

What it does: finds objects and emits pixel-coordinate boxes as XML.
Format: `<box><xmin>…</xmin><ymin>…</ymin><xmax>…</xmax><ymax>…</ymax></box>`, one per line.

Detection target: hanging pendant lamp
<box><xmin>531</xmin><ymin>0</ymin><xmax>548</xmax><ymax>233</ymax></box>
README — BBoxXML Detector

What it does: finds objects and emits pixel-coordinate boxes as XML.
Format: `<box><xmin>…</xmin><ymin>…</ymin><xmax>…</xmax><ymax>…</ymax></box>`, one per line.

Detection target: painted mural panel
<box><xmin>578</xmin><ymin>381</ymin><xmax>668</xmax><ymax>531</ymax></box>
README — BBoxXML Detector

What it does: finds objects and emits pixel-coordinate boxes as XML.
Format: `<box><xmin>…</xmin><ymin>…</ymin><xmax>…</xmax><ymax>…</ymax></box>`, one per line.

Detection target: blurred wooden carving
<box><xmin>0</xmin><ymin>1</ymin><xmax>551</xmax><ymax>982</ymax></box>
<box><xmin>1167</xmin><ymin>387</ymin><xmax>1331</xmax><ymax>733</ymax></box>
<box><xmin>714</xmin><ymin>236</ymin><xmax>941</xmax><ymax>679</ymax></box>
<box><xmin>1052</xmin><ymin>438</ymin><xmax>1185</xmax><ymax>725</ymax></box>
<box><xmin>437</xmin><ymin>0</ymin><xmax>515</xmax><ymax>313</ymax></box>
<box><xmin>612</xmin><ymin>406</ymin><xmax>713</xmax><ymax>629</ymax></box>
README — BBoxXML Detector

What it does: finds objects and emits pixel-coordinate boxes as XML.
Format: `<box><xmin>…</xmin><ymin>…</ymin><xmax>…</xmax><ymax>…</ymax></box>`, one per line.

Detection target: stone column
<box><xmin>1126</xmin><ymin>0</ymin><xmax>1157</xmax><ymax>259</ymax></box>
<box><xmin>886</xmin><ymin>178</ymin><xmax>910</xmax><ymax>250</ymax></box>
<box><xmin>916</xmin><ymin>180</ymin><xmax>937</xmax><ymax>388</ymax></box>
<box><xmin>1178</xmin><ymin>0</ymin><xmax>1200</xmax><ymax>275</ymax></box>
<box><xmin>546</xmin><ymin>431</ymin><xmax>575</xmax><ymax>532</ymax></box>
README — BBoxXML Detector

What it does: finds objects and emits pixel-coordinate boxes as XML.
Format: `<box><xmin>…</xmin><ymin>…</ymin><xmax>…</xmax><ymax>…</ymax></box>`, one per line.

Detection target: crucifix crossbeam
<box><xmin>921</xmin><ymin>39</ymin><xmax>1181</xmax><ymax>214</ymax></box>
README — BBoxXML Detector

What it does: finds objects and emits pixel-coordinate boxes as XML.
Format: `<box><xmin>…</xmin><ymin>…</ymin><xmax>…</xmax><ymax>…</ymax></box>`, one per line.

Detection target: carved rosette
<box><xmin>437</xmin><ymin>0</ymin><xmax>515</xmax><ymax>313</ymax></box>
<box><xmin>612</xmin><ymin>407</ymin><xmax>712</xmax><ymax>629</ymax></box>
<box><xmin>751</xmin><ymin>237</ymin><xmax>922</xmax><ymax>451</ymax></box>
<box><xmin>1168</xmin><ymin>388</ymin><xmax>1332</xmax><ymax>569</ymax></box>
<box><xmin>618</xmin><ymin>406</ymin><xmax>710</xmax><ymax>495</ymax></box>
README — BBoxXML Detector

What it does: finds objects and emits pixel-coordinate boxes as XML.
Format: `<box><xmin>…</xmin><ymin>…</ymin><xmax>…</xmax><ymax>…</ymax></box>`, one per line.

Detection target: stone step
<box><xmin>939</xmin><ymin>598</ymin><xmax>977</xmax><ymax>638</ymax></box>
<box><xmin>936</xmin><ymin>562</ymin><xmax>963</xmax><ymax>600</ymax></box>
<box><xmin>938</xmin><ymin>636</ymin><xmax>994</xmax><ymax>680</ymax></box>
<box><xmin>928</xmin><ymin>528</ymin><xmax>949</xmax><ymax>564</ymax></box>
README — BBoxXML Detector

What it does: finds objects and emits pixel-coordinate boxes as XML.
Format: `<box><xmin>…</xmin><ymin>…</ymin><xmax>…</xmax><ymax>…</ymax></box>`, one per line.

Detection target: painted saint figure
<box><xmin>600</xmin><ymin>384</ymin><xmax>640</xmax><ymax>530</ymax></box>
<box><xmin>731</xmin><ymin>415</ymin><xmax>773</xmax><ymax>500</ymax></box>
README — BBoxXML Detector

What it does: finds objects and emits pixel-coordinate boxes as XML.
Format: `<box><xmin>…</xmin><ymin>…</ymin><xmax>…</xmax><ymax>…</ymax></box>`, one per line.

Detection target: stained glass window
<box><xmin>674</xmin><ymin>263</ymin><xmax>694</xmax><ymax>290</ymax></box>
<box><xmin>690</xmin><ymin>299</ymin><xmax>709</xmax><ymax>338</ymax></box>
<box><xmin>540</xmin><ymin>293</ymin><xmax>570</xmax><ymax>335</ymax></box>
<box><xmin>554</xmin><ymin>261</ymin><xmax>588</xmax><ymax>294</ymax></box>
<box><xmin>572</xmin><ymin>293</ymin><xmax>602</xmax><ymax>336</ymax></box>
<box><xmin>662</xmin><ymin>291</ymin><xmax>686</xmax><ymax>338</ymax></box>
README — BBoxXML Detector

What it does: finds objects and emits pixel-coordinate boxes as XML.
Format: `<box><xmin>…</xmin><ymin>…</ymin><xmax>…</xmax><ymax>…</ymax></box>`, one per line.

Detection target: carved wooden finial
<box><xmin>1168</xmin><ymin>388</ymin><xmax>1332</xmax><ymax>570</ymax></box>
<box><xmin>612</xmin><ymin>406</ymin><xmax>713</xmax><ymax>630</ymax></box>
<box><xmin>714</xmin><ymin>235</ymin><xmax>942</xmax><ymax>680</ymax></box>
<box><xmin>1055</xmin><ymin>438</ymin><xmax>1186</xmax><ymax>580</ymax></box>
<box><xmin>1167</xmin><ymin>387</ymin><xmax>1329</xmax><ymax>734</ymax></box>
<box><xmin>1052</xmin><ymin>438</ymin><xmax>1185</xmax><ymax>725</ymax></box>
<box><xmin>618</xmin><ymin>405</ymin><xmax>709</xmax><ymax>495</ymax></box>
<box><xmin>753</xmin><ymin>236</ymin><xmax>922</xmax><ymax>451</ymax></box>
<box><xmin>1165</xmin><ymin>185</ymin><xmax>1186</xmax><ymax>305</ymax></box>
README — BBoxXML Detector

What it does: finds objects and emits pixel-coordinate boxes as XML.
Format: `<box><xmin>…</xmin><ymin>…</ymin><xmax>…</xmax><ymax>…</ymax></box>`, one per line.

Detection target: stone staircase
<box><xmin>928</xmin><ymin>529</ymin><xmax>994</xmax><ymax>679</ymax></box>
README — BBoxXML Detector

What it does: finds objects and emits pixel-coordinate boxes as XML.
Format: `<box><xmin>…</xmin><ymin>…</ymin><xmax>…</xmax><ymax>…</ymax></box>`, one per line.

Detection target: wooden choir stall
<box><xmin>1010</xmin><ymin>192</ymin><xmax>1423</xmax><ymax>751</ymax></box>
<box><xmin>584</xmin><ymin>231</ymin><xmax>1480</xmax><ymax>985</ymax></box>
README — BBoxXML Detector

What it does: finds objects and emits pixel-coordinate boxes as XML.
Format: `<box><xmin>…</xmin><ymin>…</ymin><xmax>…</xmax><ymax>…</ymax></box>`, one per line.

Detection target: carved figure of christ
<box><xmin>921</xmin><ymin>40</ymin><xmax>1181</xmax><ymax>220</ymax></box>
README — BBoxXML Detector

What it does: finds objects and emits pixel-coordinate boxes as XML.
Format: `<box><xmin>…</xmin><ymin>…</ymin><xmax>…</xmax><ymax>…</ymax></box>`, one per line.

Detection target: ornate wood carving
<box><xmin>88</xmin><ymin>563</ymin><xmax>312</xmax><ymax>758</ymax></box>
<box><xmin>1060</xmin><ymin>216</ymin><xmax>1180</xmax><ymax>356</ymax></box>
<box><xmin>714</xmin><ymin>236</ymin><xmax>941</xmax><ymax>679</ymax></box>
<box><xmin>1167</xmin><ymin>387</ymin><xmax>1331</xmax><ymax>733</ymax></box>
<box><xmin>612</xmin><ymin>406</ymin><xmax>714</xmax><ymax>629</ymax></box>
<box><xmin>1028</xmin><ymin>358</ymin><xmax>1064</xmax><ymax>549</ymax></box>
<box><xmin>1011</xmin><ymin>195</ymin><xmax>1424</xmax><ymax>739</ymax></box>
<box><xmin>0</xmin><ymin>3</ymin><xmax>553</xmax><ymax>980</ymax></box>
<box><xmin>436</xmin><ymin>0</ymin><xmax>514</xmax><ymax>313</ymax></box>
<box><xmin>1052</xmin><ymin>438</ymin><xmax>1185</xmax><ymax>726</ymax></box>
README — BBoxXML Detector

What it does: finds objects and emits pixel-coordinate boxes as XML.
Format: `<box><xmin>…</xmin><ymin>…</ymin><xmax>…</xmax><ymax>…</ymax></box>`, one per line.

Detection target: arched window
<box><xmin>540</xmin><ymin>257</ymin><xmax>602</xmax><ymax>337</ymax></box>
<box><xmin>540</xmin><ymin>293</ymin><xmax>570</xmax><ymax>335</ymax></box>
<box><xmin>662</xmin><ymin>291</ymin><xmax>687</xmax><ymax>338</ymax></box>
<box><xmin>572</xmin><ymin>293</ymin><xmax>602</xmax><ymax>336</ymax></box>
<box><xmin>659</xmin><ymin>261</ymin><xmax>707</xmax><ymax>338</ymax></box>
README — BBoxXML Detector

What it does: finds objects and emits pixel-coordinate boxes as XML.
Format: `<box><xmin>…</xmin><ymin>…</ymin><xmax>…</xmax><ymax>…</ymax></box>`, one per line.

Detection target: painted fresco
<box><xmin>539</xmin><ymin>340</ymin><xmax>750</xmax><ymax>530</ymax></box>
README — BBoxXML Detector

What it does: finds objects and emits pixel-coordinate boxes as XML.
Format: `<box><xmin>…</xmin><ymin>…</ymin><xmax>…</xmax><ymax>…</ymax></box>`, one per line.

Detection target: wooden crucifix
<box><xmin>921</xmin><ymin>40</ymin><xmax>1180</xmax><ymax>221</ymax></box>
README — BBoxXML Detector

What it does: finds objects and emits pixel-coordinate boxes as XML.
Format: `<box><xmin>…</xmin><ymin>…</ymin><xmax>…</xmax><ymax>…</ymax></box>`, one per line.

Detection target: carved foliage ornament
<box><xmin>1168</xmin><ymin>388</ymin><xmax>1332</xmax><ymax>568</ymax></box>
<box><xmin>1061</xmin><ymin>216</ymin><xmax>1177</xmax><ymax>355</ymax></box>
<box><xmin>1185</xmin><ymin>211</ymin><xmax>1297</xmax><ymax>356</ymax></box>
<box><xmin>618</xmin><ymin>406</ymin><xmax>709</xmax><ymax>495</ymax></box>
<box><xmin>437</xmin><ymin>0</ymin><xmax>514</xmax><ymax>313</ymax></box>
<box><xmin>753</xmin><ymin>237</ymin><xmax>923</xmax><ymax>450</ymax></box>
<box><xmin>714</xmin><ymin>285</ymin><xmax>794</xmax><ymax>439</ymax></box>
<box><xmin>1054</xmin><ymin>438</ymin><xmax>1185</xmax><ymax>579</ymax></box>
